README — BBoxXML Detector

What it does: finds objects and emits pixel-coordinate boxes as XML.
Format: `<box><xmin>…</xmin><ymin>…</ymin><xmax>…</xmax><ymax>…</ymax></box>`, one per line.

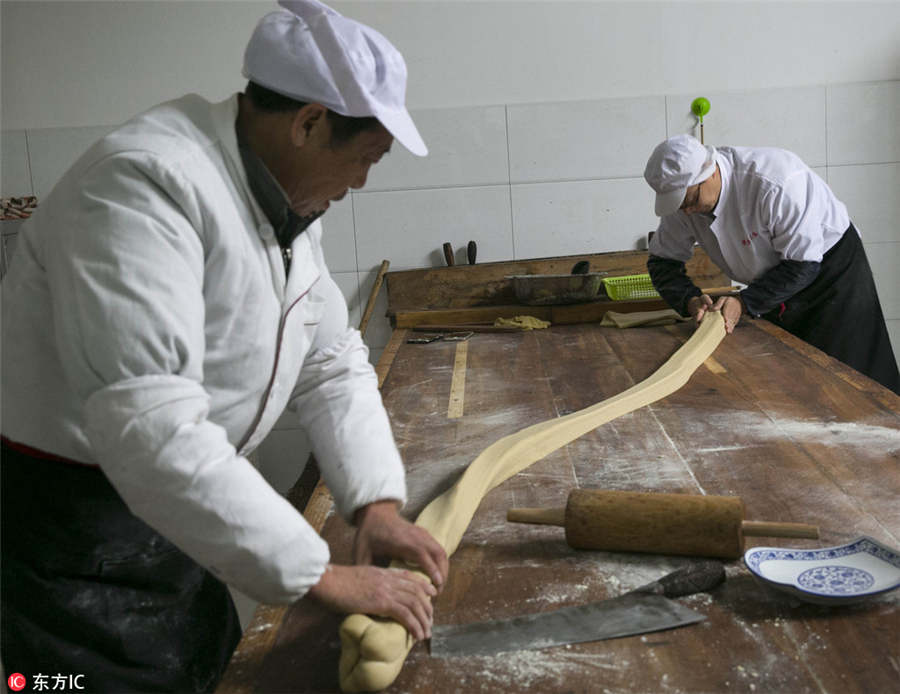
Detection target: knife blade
<box><xmin>430</xmin><ymin>560</ymin><xmax>724</xmax><ymax>658</ymax></box>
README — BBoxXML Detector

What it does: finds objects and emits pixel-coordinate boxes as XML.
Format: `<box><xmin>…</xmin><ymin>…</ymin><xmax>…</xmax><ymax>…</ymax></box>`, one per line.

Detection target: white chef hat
<box><xmin>243</xmin><ymin>0</ymin><xmax>427</xmax><ymax>156</ymax></box>
<box><xmin>644</xmin><ymin>135</ymin><xmax>717</xmax><ymax>216</ymax></box>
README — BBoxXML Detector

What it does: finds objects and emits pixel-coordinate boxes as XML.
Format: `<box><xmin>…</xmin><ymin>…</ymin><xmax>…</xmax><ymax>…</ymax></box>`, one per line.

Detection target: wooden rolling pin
<box><xmin>507</xmin><ymin>489</ymin><xmax>819</xmax><ymax>559</ymax></box>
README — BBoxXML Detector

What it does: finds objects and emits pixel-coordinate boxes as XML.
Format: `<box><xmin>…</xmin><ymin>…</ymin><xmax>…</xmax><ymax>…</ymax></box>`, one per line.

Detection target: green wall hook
<box><xmin>691</xmin><ymin>97</ymin><xmax>711</xmax><ymax>122</ymax></box>
<box><xmin>691</xmin><ymin>97</ymin><xmax>710</xmax><ymax>143</ymax></box>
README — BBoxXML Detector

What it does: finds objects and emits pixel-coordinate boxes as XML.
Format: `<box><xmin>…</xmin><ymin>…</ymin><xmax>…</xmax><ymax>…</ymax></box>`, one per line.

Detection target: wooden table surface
<box><xmin>219</xmin><ymin>319</ymin><xmax>900</xmax><ymax>694</ymax></box>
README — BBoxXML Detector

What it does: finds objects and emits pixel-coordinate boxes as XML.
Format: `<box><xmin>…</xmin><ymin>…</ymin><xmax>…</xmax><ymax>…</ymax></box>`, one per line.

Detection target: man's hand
<box><xmin>353</xmin><ymin>500</ymin><xmax>449</xmax><ymax>593</ymax></box>
<box><xmin>308</xmin><ymin>564</ymin><xmax>436</xmax><ymax>640</ymax></box>
<box><xmin>710</xmin><ymin>295</ymin><xmax>743</xmax><ymax>334</ymax></box>
<box><xmin>687</xmin><ymin>294</ymin><xmax>743</xmax><ymax>333</ymax></box>
<box><xmin>686</xmin><ymin>294</ymin><xmax>714</xmax><ymax>325</ymax></box>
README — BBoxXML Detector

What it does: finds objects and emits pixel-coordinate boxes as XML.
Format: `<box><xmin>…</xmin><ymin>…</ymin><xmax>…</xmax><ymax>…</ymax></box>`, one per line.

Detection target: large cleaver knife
<box><xmin>430</xmin><ymin>560</ymin><xmax>724</xmax><ymax>657</ymax></box>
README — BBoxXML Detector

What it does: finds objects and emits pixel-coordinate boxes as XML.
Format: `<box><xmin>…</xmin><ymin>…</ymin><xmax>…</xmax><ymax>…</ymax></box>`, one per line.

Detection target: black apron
<box><xmin>1</xmin><ymin>442</ymin><xmax>242</xmax><ymax>693</ymax></box>
<box><xmin>764</xmin><ymin>224</ymin><xmax>900</xmax><ymax>395</ymax></box>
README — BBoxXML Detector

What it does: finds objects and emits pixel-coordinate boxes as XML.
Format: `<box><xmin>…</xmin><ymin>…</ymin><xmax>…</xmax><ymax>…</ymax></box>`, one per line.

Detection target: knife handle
<box><xmin>570</xmin><ymin>260</ymin><xmax>590</xmax><ymax>275</ymax></box>
<box><xmin>633</xmin><ymin>560</ymin><xmax>725</xmax><ymax>598</ymax></box>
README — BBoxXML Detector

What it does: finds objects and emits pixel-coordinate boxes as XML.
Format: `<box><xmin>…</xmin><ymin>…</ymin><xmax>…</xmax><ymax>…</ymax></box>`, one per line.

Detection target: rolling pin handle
<box><xmin>506</xmin><ymin>507</ymin><xmax>566</xmax><ymax>527</ymax></box>
<box><xmin>633</xmin><ymin>560</ymin><xmax>726</xmax><ymax>598</ymax></box>
<box><xmin>741</xmin><ymin>521</ymin><xmax>819</xmax><ymax>539</ymax></box>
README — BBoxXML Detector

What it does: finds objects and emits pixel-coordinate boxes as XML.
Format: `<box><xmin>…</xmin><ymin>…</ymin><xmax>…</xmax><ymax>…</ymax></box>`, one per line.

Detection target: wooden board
<box><xmin>384</xmin><ymin>248</ymin><xmax>728</xmax><ymax>314</ymax></box>
<box><xmin>217</xmin><ymin>320</ymin><xmax>899</xmax><ymax>694</ymax></box>
<box><xmin>393</xmin><ymin>298</ymin><xmax>675</xmax><ymax>328</ymax></box>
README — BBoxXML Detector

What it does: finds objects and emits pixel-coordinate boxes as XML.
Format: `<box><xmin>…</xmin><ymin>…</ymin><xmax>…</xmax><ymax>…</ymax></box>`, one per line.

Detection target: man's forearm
<box><xmin>647</xmin><ymin>255</ymin><xmax>703</xmax><ymax>316</ymax></box>
<box><xmin>740</xmin><ymin>259</ymin><xmax>821</xmax><ymax>317</ymax></box>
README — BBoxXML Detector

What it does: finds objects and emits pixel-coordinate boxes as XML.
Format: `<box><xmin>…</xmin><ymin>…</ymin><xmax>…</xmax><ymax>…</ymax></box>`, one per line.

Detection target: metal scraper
<box><xmin>430</xmin><ymin>560</ymin><xmax>724</xmax><ymax>658</ymax></box>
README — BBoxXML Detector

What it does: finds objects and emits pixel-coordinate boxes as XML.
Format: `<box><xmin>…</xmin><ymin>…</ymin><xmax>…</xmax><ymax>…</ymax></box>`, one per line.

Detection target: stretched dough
<box><xmin>338</xmin><ymin>312</ymin><xmax>726</xmax><ymax>692</ymax></box>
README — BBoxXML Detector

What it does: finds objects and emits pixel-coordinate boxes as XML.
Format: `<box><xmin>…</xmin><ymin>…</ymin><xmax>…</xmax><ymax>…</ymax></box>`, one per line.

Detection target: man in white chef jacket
<box><xmin>0</xmin><ymin>2</ymin><xmax>448</xmax><ymax>691</ymax></box>
<box><xmin>642</xmin><ymin>135</ymin><xmax>899</xmax><ymax>394</ymax></box>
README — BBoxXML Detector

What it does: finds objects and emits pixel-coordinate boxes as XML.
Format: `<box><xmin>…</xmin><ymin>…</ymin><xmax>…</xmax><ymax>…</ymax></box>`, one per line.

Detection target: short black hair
<box><xmin>245</xmin><ymin>81</ymin><xmax>380</xmax><ymax>147</ymax></box>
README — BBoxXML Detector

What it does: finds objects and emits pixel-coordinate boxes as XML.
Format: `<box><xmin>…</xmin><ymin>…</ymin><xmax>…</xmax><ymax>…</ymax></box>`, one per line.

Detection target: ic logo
<box><xmin>7</xmin><ymin>673</ymin><xmax>26</xmax><ymax>691</ymax></box>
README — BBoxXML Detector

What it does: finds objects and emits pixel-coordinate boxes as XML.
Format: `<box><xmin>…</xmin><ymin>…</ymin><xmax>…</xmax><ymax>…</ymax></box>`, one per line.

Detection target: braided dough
<box><xmin>339</xmin><ymin>312</ymin><xmax>726</xmax><ymax>691</ymax></box>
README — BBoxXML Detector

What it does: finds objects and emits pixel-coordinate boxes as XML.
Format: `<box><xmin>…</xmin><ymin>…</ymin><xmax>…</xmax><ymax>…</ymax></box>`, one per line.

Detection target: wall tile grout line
<box><xmin>359</xmin><ymin>181</ymin><xmax>512</xmax><ymax>195</ymax></box>
<box><xmin>827</xmin><ymin>161</ymin><xmax>900</xmax><ymax>169</ymax></box>
<box><xmin>24</xmin><ymin>130</ymin><xmax>35</xmax><ymax>195</ymax></box>
<box><xmin>358</xmin><ymin>174</ymin><xmax>651</xmax><ymax>196</ymax></box>
<box><xmin>824</xmin><ymin>84</ymin><xmax>830</xmax><ymax>179</ymax></box>
<box><xmin>350</xmin><ymin>192</ymin><xmax>360</xmax><ymax>275</ymax></box>
<box><xmin>505</xmin><ymin>104</ymin><xmax>517</xmax><ymax>261</ymax></box>
<box><xmin>664</xmin><ymin>95</ymin><xmax>670</xmax><ymax>139</ymax></box>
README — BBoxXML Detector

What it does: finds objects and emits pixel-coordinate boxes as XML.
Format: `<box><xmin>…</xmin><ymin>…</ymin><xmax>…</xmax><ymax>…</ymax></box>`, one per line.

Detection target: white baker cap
<box><xmin>644</xmin><ymin>135</ymin><xmax>717</xmax><ymax>216</ymax></box>
<box><xmin>243</xmin><ymin>0</ymin><xmax>427</xmax><ymax>156</ymax></box>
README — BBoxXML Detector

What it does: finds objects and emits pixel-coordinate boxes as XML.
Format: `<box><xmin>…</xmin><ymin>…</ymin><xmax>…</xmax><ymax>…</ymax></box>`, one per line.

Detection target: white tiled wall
<box><xmin>353</xmin><ymin>185</ymin><xmax>514</xmax><ymax>270</ymax></box>
<box><xmin>319</xmin><ymin>197</ymin><xmax>357</xmax><ymax>273</ymax></box>
<box><xmin>865</xmin><ymin>243</ymin><xmax>900</xmax><ymax>322</ymax></box>
<box><xmin>0</xmin><ymin>129</ymin><xmax>32</xmax><ymax>275</ymax></box>
<box><xmin>26</xmin><ymin>125</ymin><xmax>117</xmax><ymax>198</ymax></box>
<box><xmin>666</xmin><ymin>86</ymin><xmax>828</xmax><ymax>167</ymax></box>
<box><xmin>827</xmin><ymin>163</ymin><xmax>900</xmax><ymax>245</ymax></box>
<box><xmin>826</xmin><ymin>82</ymin><xmax>900</xmax><ymax>166</ymax></box>
<box><xmin>828</xmin><ymin>161</ymin><xmax>900</xmax><ymax>324</ymax></box>
<box><xmin>507</xmin><ymin>96</ymin><xmax>666</xmax><ymax>182</ymax></box>
<box><xmin>510</xmin><ymin>178</ymin><xmax>657</xmax><ymax>258</ymax></box>
<box><xmin>1</xmin><ymin>130</ymin><xmax>32</xmax><ymax>196</ymax></box>
<box><xmin>2</xmin><ymin>80</ymin><xmax>899</xmax><ymax>533</ymax></box>
<box><xmin>364</xmin><ymin>105</ymin><xmax>510</xmax><ymax>191</ymax></box>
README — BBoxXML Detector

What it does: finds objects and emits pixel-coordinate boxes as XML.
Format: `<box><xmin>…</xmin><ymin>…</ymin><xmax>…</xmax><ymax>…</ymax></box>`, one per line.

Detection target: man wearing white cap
<box><xmin>1</xmin><ymin>1</ymin><xmax>447</xmax><ymax>691</ymax></box>
<box><xmin>643</xmin><ymin>134</ymin><xmax>899</xmax><ymax>394</ymax></box>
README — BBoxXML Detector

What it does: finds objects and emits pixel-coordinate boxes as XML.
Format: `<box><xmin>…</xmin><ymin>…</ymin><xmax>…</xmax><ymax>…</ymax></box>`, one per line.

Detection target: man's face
<box><xmin>679</xmin><ymin>165</ymin><xmax>720</xmax><ymax>216</ymax></box>
<box><xmin>284</xmin><ymin>118</ymin><xmax>393</xmax><ymax>217</ymax></box>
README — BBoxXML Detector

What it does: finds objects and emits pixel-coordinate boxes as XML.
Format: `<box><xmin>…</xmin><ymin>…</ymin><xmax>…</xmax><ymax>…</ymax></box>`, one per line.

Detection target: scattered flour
<box><xmin>463</xmin><ymin>648</ymin><xmax>630</xmax><ymax>690</ymax></box>
<box><xmin>758</xmin><ymin>418</ymin><xmax>899</xmax><ymax>451</ymax></box>
<box><xmin>685</xmin><ymin>409</ymin><xmax>899</xmax><ymax>454</ymax></box>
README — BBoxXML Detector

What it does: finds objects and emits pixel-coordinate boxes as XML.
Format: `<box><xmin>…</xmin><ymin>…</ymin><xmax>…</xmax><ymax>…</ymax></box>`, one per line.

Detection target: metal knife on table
<box><xmin>430</xmin><ymin>560</ymin><xmax>725</xmax><ymax>658</ymax></box>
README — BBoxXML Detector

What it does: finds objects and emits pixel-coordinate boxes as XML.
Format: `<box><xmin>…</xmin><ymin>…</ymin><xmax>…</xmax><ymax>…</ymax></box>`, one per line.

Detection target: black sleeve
<box><xmin>647</xmin><ymin>255</ymin><xmax>702</xmax><ymax>317</ymax></box>
<box><xmin>740</xmin><ymin>259</ymin><xmax>821</xmax><ymax>317</ymax></box>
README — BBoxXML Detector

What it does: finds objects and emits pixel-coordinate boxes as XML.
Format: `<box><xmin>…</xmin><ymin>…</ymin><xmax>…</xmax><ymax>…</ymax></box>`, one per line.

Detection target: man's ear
<box><xmin>290</xmin><ymin>103</ymin><xmax>328</xmax><ymax>148</ymax></box>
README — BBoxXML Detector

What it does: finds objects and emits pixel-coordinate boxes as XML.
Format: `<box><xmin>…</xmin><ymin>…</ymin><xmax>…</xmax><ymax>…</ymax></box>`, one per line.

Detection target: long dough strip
<box><xmin>339</xmin><ymin>312</ymin><xmax>726</xmax><ymax>692</ymax></box>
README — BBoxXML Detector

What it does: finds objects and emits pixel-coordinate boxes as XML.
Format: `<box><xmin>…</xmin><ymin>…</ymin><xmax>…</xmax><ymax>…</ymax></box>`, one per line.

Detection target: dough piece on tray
<box><xmin>600</xmin><ymin>308</ymin><xmax>690</xmax><ymax>328</ymax></box>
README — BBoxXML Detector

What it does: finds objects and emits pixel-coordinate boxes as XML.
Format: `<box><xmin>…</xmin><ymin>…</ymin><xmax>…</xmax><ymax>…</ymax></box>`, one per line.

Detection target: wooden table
<box><xmin>218</xmin><ymin>318</ymin><xmax>899</xmax><ymax>694</ymax></box>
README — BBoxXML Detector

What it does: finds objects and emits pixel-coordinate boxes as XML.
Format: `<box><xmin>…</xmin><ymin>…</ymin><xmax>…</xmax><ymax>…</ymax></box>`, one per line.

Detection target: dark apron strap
<box><xmin>765</xmin><ymin>223</ymin><xmax>900</xmax><ymax>394</ymax></box>
<box><xmin>1</xmin><ymin>443</ymin><xmax>242</xmax><ymax>693</ymax></box>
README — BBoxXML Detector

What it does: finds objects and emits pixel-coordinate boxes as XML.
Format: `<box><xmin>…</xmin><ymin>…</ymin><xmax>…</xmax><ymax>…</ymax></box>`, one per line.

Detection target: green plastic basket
<box><xmin>602</xmin><ymin>273</ymin><xmax>661</xmax><ymax>301</ymax></box>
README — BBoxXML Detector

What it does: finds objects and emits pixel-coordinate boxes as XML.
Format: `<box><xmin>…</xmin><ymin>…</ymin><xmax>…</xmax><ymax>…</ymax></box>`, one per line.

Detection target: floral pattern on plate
<box><xmin>743</xmin><ymin>536</ymin><xmax>900</xmax><ymax>605</ymax></box>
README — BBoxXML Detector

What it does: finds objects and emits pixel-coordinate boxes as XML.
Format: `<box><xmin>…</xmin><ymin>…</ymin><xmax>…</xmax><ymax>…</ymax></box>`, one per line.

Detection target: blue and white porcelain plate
<box><xmin>743</xmin><ymin>536</ymin><xmax>900</xmax><ymax>605</ymax></box>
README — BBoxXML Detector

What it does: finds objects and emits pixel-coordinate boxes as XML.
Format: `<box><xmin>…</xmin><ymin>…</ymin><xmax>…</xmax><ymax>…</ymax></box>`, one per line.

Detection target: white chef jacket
<box><xmin>0</xmin><ymin>94</ymin><xmax>406</xmax><ymax>604</ymax></box>
<box><xmin>649</xmin><ymin>146</ymin><xmax>851</xmax><ymax>285</ymax></box>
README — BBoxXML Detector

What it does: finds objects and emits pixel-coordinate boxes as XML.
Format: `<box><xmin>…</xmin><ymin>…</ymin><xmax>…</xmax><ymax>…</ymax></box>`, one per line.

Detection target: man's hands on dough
<box><xmin>687</xmin><ymin>294</ymin><xmax>743</xmax><ymax>334</ymax></box>
<box><xmin>353</xmin><ymin>500</ymin><xmax>449</xmax><ymax>592</ymax></box>
<box><xmin>686</xmin><ymin>294</ymin><xmax>714</xmax><ymax>325</ymax></box>
<box><xmin>308</xmin><ymin>564</ymin><xmax>436</xmax><ymax>640</ymax></box>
